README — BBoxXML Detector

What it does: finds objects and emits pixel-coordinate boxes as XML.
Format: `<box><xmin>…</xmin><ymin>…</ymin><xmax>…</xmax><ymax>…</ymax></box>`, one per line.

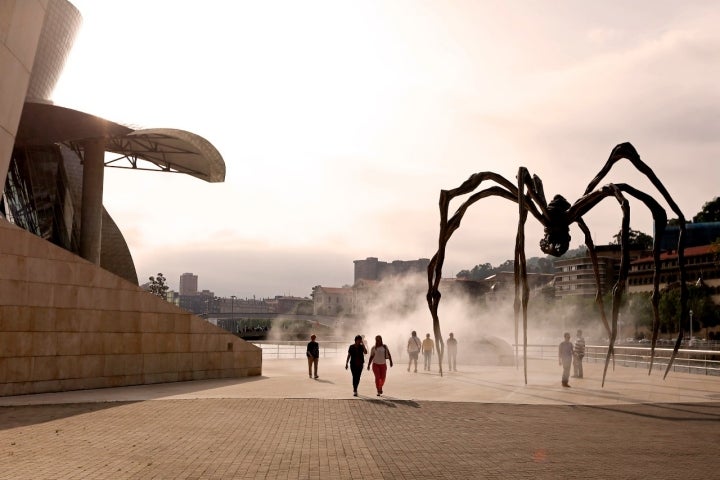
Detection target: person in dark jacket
<box><xmin>345</xmin><ymin>335</ymin><xmax>367</xmax><ymax>396</ymax></box>
<box><xmin>306</xmin><ymin>334</ymin><xmax>320</xmax><ymax>379</ymax></box>
<box><xmin>558</xmin><ymin>332</ymin><xmax>574</xmax><ymax>387</ymax></box>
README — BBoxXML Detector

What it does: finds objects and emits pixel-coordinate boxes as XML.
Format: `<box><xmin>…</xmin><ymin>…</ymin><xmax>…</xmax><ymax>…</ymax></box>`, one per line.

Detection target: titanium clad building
<box><xmin>0</xmin><ymin>0</ymin><xmax>260</xmax><ymax>396</ymax></box>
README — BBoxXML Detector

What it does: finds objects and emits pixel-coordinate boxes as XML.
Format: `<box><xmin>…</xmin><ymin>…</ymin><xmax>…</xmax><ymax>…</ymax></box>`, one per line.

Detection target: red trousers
<box><xmin>372</xmin><ymin>363</ymin><xmax>387</xmax><ymax>391</ymax></box>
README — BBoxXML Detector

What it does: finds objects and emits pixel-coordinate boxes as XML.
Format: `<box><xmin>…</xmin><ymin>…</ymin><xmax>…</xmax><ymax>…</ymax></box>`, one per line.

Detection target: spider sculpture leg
<box><xmin>515</xmin><ymin>168</ymin><xmax>534</xmax><ymax>384</ymax></box>
<box><xmin>582</xmin><ymin>142</ymin><xmax>687</xmax><ymax>378</ymax></box>
<box><xmin>571</xmin><ymin>184</ymin><xmax>671</xmax><ymax>385</ymax></box>
<box><xmin>576</xmin><ymin>219</ymin><xmax>613</xmax><ymax>339</ymax></box>
<box><xmin>606</xmin><ymin>186</ymin><xmax>631</xmax><ymax>387</ymax></box>
<box><xmin>426</xmin><ymin>172</ymin><xmax>541</xmax><ymax>378</ymax></box>
<box><xmin>427</xmin><ymin>168</ymin><xmax>549</xmax><ymax>383</ymax></box>
<box><xmin>576</xmin><ymin>219</ymin><xmax>615</xmax><ymax>374</ymax></box>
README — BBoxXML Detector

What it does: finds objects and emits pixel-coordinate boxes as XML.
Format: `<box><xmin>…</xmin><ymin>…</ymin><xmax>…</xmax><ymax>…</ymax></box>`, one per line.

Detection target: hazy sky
<box><xmin>53</xmin><ymin>0</ymin><xmax>719</xmax><ymax>298</ymax></box>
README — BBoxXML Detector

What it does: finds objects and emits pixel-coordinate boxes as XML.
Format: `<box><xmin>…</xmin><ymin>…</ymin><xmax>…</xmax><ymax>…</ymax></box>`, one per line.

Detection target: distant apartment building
<box><xmin>354</xmin><ymin>257</ymin><xmax>430</xmax><ymax>283</ymax></box>
<box><xmin>554</xmin><ymin>255</ymin><xmax>620</xmax><ymax>299</ymax></box>
<box><xmin>311</xmin><ymin>286</ymin><xmax>353</xmax><ymax>315</ymax></box>
<box><xmin>179</xmin><ymin>272</ymin><xmax>198</xmax><ymax>296</ymax></box>
<box><xmin>271</xmin><ymin>296</ymin><xmax>314</xmax><ymax>315</ymax></box>
<box><xmin>551</xmin><ymin>244</ymin><xmax>651</xmax><ymax>299</ymax></box>
<box><xmin>628</xmin><ymin>245</ymin><xmax>720</xmax><ymax>302</ymax></box>
<box><xmin>228</xmin><ymin>297</ymin><xmax>273</xmax><ymax>314</ymax></box>
<box><xmin>180</xmin><ymin>288</ymin><xmax>216</xmax><ymax>314</ymax></box>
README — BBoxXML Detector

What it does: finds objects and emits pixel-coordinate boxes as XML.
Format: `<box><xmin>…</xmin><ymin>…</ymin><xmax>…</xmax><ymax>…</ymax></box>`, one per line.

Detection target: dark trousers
<box><xmin>307</xmin><ymin>356</ymin><xmax>318</xmax><ymax>377</ymax></box>
<box><xmin>350</xmin><ymin>364</ymin><xmax>363</xmax><ymax>392</ymax></box>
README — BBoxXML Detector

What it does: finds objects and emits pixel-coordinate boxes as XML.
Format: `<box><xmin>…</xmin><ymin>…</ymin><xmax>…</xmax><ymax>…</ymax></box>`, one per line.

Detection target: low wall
<box><xmin>0</xmin><ymin>219</ymin><xmax>262</xmax><ymax>396</ymax></box>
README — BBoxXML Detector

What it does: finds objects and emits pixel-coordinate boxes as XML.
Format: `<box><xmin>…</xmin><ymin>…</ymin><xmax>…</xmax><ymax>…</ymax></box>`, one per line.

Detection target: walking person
<box><xmin>306</xmin><ymin>334</ymin><xmax>319</xmax><ymax>379</ymax></box>
<box><xmin>447</xmin><ymin>332</ymin><xmax>458</xmax><ymax>372</ymax></box>
<box><xmin>573</xmin><ymin>329</ymin><xmax>586</xmax><ymax>379</ymax></box>
<box><xmin>367</xmin><ymin>335</ymin><xmax>393</xmax><ymax>396</ymax></box>
<box><xmin>406</xmin><ymin>331</ymin><xmax>422</xmax><ymax>372</ymax></box>
<box><xmin>422</xmin><ymin>333</ymin><xmax>434</xmax><ymax>371</ymax></box>
<box><xmin>558</xmin><ymin>332</ymin><xmax>574</xmax><ymax>387</ymax></box>
<box><xmin>345</xmin><ymin>335</ymin><xmax>367</xmax><ymax>396</ymax></box>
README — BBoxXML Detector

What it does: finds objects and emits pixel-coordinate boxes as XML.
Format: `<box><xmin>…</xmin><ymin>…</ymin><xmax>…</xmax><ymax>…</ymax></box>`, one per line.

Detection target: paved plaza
<box><xmin>1</xmin><ymin>358</ymin><xmax>719</xmax><ymax>479</ymax></box>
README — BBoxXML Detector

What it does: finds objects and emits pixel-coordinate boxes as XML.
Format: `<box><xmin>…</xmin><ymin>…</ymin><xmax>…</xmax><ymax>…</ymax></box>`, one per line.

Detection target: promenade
<box><xmin>1</xmin><ymin>358</ymin><xmax>718</xmax><ymax>479</ymax></box>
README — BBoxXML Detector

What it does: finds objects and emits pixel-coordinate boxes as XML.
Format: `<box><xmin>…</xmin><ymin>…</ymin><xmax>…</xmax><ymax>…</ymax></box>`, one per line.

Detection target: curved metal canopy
<box><xmin>105</xmin><ymin>128</ymin><xmax>225</xmax><ymax>182</ymax></box>
<box><xmin>16</xmin><ymin>102</ymin><xmax>226</xmax><ymax>183</ymax></box>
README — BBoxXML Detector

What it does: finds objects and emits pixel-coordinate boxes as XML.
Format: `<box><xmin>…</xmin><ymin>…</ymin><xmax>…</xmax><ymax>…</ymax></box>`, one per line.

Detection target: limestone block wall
<box><xmin>0</xmin><ymin>218</ymin><xmax>262</xmax><ymax>397</ymax></box>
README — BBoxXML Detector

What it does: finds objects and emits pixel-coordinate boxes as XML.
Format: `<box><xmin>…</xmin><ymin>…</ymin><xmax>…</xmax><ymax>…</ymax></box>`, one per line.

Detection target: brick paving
<box><xmin>1</xmin><ymin>359</ymin><xmax>719</xmax><ymax>479</ymax></box>
<box><xmin>1</xmin><ymin>399</ymin><xmax>719</xmax><ymax>479</ymax></box>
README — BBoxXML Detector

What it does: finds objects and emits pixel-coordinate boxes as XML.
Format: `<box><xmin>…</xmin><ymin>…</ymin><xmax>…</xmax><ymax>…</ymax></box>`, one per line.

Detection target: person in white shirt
<box><xmin>573</xmin><ymin>329</ymin><xmax>586</xmax><ymax>379</ymax></box>
<box><xmin>367</xmin><ymin>335</ymin><xmax>394</xmax><ymax>396</ymax></box>
<box><xmin>446</xmin><ymin>332</ymin><xmax>458</xmax><ymax>372</ymax></box>
<box><xmin>406</xmin><ymin>331</ymin><xmax>422</xmax><ymax>373</ymax></box>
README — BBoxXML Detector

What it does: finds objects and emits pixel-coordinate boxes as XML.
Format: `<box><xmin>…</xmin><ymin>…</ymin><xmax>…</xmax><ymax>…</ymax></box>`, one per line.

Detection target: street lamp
<box><xmin>230</xmin><ymin>295</ymin><xmax>236</xmax><ymax>333</ymax></box>
<box><xmin>689</xmin><ymin>309</ymin><xmax>693</xmax><ymax>343</ymax></box>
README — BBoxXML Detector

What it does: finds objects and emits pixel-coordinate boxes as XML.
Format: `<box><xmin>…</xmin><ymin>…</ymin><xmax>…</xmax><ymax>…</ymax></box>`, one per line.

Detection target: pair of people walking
<box><xmin>345</xmin><ymin>335</ymin><xmax>393</xmax><ymax>396</ymax></box>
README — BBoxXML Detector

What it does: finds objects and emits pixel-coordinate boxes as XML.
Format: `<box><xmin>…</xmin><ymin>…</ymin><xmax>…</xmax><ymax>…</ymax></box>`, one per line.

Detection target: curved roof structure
<box><xmin>106</xmin><ymin>128</ymin><xmax>225</xmax><ymax>183</ymax></box>
<box><xmin>16</xmin><ymin>102</ymin><xmax>226</xmax><ymax>183</ymax></box>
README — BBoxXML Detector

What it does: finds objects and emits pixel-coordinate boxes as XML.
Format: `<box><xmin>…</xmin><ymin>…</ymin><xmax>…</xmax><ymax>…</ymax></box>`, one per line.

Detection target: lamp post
<box><xmin>689</xmin><ymin>309</ymin><xmax>693</xmax><ymax>343</ymax></box>
<box><xmin>230</xmin><ymin>295</ymin><xmax>236</xmax><ymax>333</ymax></box>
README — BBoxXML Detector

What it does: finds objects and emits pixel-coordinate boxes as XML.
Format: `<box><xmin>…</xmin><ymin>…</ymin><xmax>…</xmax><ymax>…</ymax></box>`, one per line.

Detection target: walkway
<box><xmin>0</xmin><ymin>359</ymin><xmax>718</xmax><ymax>479</ymax></box>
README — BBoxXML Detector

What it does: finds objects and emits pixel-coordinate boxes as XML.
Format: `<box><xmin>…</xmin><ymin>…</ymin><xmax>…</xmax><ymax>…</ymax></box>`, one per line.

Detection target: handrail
<box><xmin>252</xmin><ymin>340</ymin><xmax>349</xmax><ymax>360</ymax></box>
<box><xmin>252</xmin><ymin>341</ymin><xmax>720</xmax><ymax>377</ymax></box>
<box><xmin>512</xmin><ymin>344</ymin><xmax>720</xmax><ymax>376</ymax></box>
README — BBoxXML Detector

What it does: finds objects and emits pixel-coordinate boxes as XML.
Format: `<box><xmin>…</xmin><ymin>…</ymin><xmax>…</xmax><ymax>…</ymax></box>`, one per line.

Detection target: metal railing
<box><xmin>513</xmin><ymin>344</ymin><xmax>720</xmax><ymax>376</ymax></box>
<box><xmin>254</xmin><ymin>341</ymin><xmax>720</xmax><ymax>377</ymax></box>
<box><xmin>252</xmin><ymin>341</ymin><xmax>348</xmax><ymax>360</ymax></box>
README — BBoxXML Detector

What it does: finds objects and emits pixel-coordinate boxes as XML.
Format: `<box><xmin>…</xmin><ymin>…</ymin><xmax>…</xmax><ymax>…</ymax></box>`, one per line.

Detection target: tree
<box><xmin>693</xmin><ymin>196</ymin><xmax>720</xmax><ymax>222</ymax></box>
<box><xmin>611</xmin><ymin>228</ymin><xmax>653</xmax><ymax>250</ymax></box>
<box><xmin>559</xmin><ymin>245</ymin><xmax>588</xmax><ymax>259</ymax></box>
<box><xmin>658</xmin><ymin>283</ymin><xmax>720</xmax><ymax>335</ymax></box>
<box><xmin>148</xmin><ymin>273</ymin><xmax>169</xmax><ymax>299</ymax></box>
<box><xmin>658</xmin><ymin>288</ymin><xmax>681</xmax><ymax>334</ymax></box>
<box><xmin>457</xmin><ymin>262</ymin><xmax>494</xmax><ymax>280</ymax></box>
<box><xmin>623</xmin><ymin>292</ymin><xmax>654</xmax><ymax>335</ymax></box>
<box><xmin>527</xmin><ymin>256</ymin><xmax>555</xmax><ymax>274</ymax></box>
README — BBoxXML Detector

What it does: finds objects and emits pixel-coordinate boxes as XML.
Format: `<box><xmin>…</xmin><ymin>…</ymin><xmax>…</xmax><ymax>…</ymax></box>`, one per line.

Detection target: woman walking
<box><xmin>345</xmin><ymin>335</ymin><xmax>367</xmax><ymax>396</ymax></box>
<box><xmin>367</xmin><ymin>335</ymin><xmax>393</xmax><ymax>396</ymax></box>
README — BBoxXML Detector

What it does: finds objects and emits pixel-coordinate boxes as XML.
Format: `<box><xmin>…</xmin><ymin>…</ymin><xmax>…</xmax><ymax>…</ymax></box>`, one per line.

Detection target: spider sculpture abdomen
<box><xmin>539</xmin><ymin>194</ymin><xmax>571</xmax><ymax>257</ymax></box>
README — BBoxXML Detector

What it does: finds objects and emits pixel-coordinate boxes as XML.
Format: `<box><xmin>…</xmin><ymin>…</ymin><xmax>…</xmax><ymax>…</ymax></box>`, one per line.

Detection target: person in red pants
<box><xmin>367</xmin><ymin>335</ymin><xmax>393</xmax><ymax>396</ymax></box>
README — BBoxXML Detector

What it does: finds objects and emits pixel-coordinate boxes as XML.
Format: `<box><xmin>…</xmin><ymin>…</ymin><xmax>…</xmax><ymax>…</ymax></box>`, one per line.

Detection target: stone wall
<box><xmin>0</xmin><ymin>218</ymin><xmax>262</xmax><ymax>396</ymax></box>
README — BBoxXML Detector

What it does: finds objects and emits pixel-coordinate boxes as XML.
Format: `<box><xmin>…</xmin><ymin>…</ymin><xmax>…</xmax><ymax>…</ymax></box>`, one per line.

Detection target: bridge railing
<box><xmin>512</xmin><ymin>344</ymin><xmax>720</xmax><ymax>376</ymax></box>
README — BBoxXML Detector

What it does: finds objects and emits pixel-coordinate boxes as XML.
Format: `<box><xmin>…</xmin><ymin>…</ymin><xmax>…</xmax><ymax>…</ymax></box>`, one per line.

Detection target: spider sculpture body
<box><xmin>426</xmin><ymin>143</ymin><xmax>688</xmax><ymax>386</ymax></box>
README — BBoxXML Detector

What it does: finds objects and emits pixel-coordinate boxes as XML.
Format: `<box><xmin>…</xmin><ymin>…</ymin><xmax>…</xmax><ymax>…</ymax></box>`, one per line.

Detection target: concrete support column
<box><xmin>80</xmin><ymin>139</ymin><xmax>105</xmax><ymax>264</ymax></box>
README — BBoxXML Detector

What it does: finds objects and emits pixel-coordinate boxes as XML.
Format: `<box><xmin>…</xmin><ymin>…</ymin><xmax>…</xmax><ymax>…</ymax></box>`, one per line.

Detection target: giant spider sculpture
<box><xmin>426</xmin><ymin>143</ymin><xmax>688</xmax><ymax>386</ymax></box>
